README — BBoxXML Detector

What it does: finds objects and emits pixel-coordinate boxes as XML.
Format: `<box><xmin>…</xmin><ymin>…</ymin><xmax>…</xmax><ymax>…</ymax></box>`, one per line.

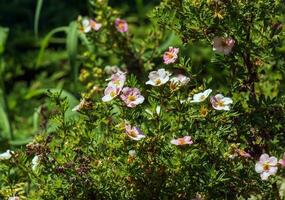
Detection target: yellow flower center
<box><xmin>110</xmin><ymin>91</ymin><xmax>116</xmax><ymax>97</ymax></box>
<box><xmin>262</xmin><ymin>162</ymin><xmax>270</xmax><ymax>171</ymax></box>
<box><xmin>118</xmin><ymin>22</ymin><xmax>125</xmax><ymax>30</ymax></box>
<box><xmin>221</xmin><ymin>39</ymin><xmax>230</xmax><ymax>47</ymax></box>
<box><xmin>90</xmin><ymin>20</ymin><xmax>97</xmax><ymax>28</ymax></box>
<box><xmin>129</xmin><ymin>131</ymin><xmax>138</xmax><ymax>137</ymax></box>
<box><xmin>166</xmin><ymin>52</ymin><xmax>174</xmax><ymax>59</ymax></box>
<box><xmin>113</xmin><ymin>80</ymin><xmax>120</xmax><ymax>86</ymax></box>
<box><xmin>178</xmin><ymin>138</ymin><xmax>186</xmax><ymax>145</ymax></box>
<box><xmin>217</xmin><ymin>101</ymin><xmax>225</xmax><ymax>107</ymax></box>
<box><xmin>199</xmin><ymin>106</ymin><xmax>208</xmax><ymax>117</ymax></box>
<box><xmin>199</xmin><ymin>95</ymin><xmax>205</xmax><ymax>101</ymax></box>
<box><xmin>155</xmin><ymin>79</ymin><xmax>161</xmax><ymax>85</ymax></box>
<box><xmin>128</xmin><ymin>95</ymin><xmax>136</xmax><ymax>101</ymax></box>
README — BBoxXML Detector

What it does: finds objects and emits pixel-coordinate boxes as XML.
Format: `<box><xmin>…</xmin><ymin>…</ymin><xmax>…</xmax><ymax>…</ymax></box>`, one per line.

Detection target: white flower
<box><xmin>0</xmin><ymin>150</ymin><xmax>13</xmax><ymax>160</ymax></box>
<box><xmin>102</xmin><ymin>85</ymin><xmax>122</xmax><ymax>102</ymax></box>
<box><xmin>125</xmin><ymin>125</ymin><xmax>146</xmax><ymax>141</ymax></box>
<box><xmin>128</xmin><ymin>150</ymin><xmax>136</xmax><ymax>157</ymax></box>
<box><xmin>32</xmin><ymin>155</ymin><xmax>40</xmax><ymax>171</ymax></box>
<box><xmin>255</xmin><ymin>153</ymin><xmax>278</xmax><ymax>180</ymax></box>
<box><xmin>82</xmin><ymin>18</ymin><xmax>102</xmax><ymax>33</ymax></box>
<box><xmin>82</xmin><ymin>19</ymin><xmax>92</xmax><ymax>33</ymax></box>
<box><xmin>170</xmin><ymin>74</ymin><xmax>190</xmax><ymax>91</ymax></box>
<box><xmin>171</xmin><ymin>136</ymin><xmax>193</xmax><ymax>146</ymax></box>
<box><xmin>171</xmin><ymin>74</ymin><xmax>190</xmax><ymax>86</ymax></box>
<box><xmin>210</xmin><ymin>94</ymin><xmax>233</xmax><ymax>111</ymax></box>
<box><xmin>72</xmin><ymin>99</ymin><xmax>86</xmax><ymax>112</ymax></box>
<box><xmin>156</xmin><ymin>105</ymin><xmax>161</xmax><ymax>115</ymax></box>
<box><xmin>190</xmin><ymin>89</ymin><xmax>212</xmax><ymax>103</ymax></box>
<box><xmin>146</xmin><ymin>68</ymin><xmax>171</xmax><ymax>86</ymax></box>
<box><xmin>106</xmin><ymin>70</ymin><xmax>126</xmax><ymax>89</ymax></box>
<box><xmin>8</xmin><ymin>197</ymin><xmax>20</xmax><ymax>200</ymax></box>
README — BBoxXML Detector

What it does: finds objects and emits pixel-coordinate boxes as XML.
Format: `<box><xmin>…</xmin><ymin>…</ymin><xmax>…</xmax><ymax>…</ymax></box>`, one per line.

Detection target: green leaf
<box><xmin>36</xmin><ymin>26</ymin><xmax>67</xmax><ymax>67</ymax></box>
<box><xmin>66</xmin><ymin>21</ymin><xmax>79</xmax><ymax>84</ymax></box>
<box><xmin>34</xmin><ymin>0</ymin><xmax>43</xmax><ymax>39</ymax></box>
<box><xmin>0</xmin><ymin>26</ymin><xmax>9</xmax><ymax>55</ymax></box>
<box><xmin>158</xmin><ymin>31</ymin><xmax>177</xmax><ymax>52</ymax></box>
<box><xmin>0</xmin><ymin>26</ymin><xmax>12</xmax><ymax>139</ymax></box>
<box><xmin>24</xmin><ymin>88</ymin><xmax>79</xmax><ymax>120</ymax></box>
<box><xmin>0</xmin><ymin>102</ymin><xmax>11</xmax><ymax>139</ymax></box>
<box><xmin>9</xmin><ymin>138</ymin><xmax>33</xmax><ymax>146</ymax></box>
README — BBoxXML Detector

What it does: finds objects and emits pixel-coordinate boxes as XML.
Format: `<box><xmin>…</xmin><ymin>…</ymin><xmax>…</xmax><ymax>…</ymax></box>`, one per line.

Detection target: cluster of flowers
<box><xmin>145</xmin><ymin>67</ymin><xmax>233</xmax><ymax>111</ymax></box>
<box><xmin>0</xmin><ymin>150</ymin><xmax>39</xmax><ymax>171</ymax></box>
<box><xmin>96</xmin><ymin>43</ymin><xmax>234</xmax><ymax>148</ymax></box>
<box><xmin>123</xmin><ymin>120</ymin><xmax>193</xmax><ymax>147</ymax></box>
<box><xmin>102</xmin><ymin>71</ymin><xmax>145</xmax><ymax>108</ymax></box>
<box><xmin>0</xmin><ymin>150</ymin><xmax>38</xmax><ymax>200</ymax></box>
<box><xmin>255</xmin><ymin>153</ymin><xmax>285</xmax><ymax>180</ymax></box>
<box><xmin>81</xmin><ymin>17</ymin><xmax>128</xmax><ymax>33</ymax></box>
<box><xmin>81</xmin><ymin>16</ymin><xmax>235</xmax><ymax>56</ymax></box>
<box><xmin>77</xmin><ymin>17</ymin><xmax>285</xmax><ymax>182</ymax></box>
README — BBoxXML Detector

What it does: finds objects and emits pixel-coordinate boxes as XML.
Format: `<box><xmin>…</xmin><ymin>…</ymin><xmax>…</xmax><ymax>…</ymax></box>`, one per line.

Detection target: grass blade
<box><xmin>36</xmin><ymin>26</ymin><xmax>67</xmax><ymax>67</ymax></box>
<box><xmin>0</xmin><ymin>99</ymin><xmax>12</xmax><ymax>139</ymax></box>
<box><xmin>66</xmin><ymin>21</ymin><xmax>79</xmax><ymax>86</ymax></box>
<box><xmin>0</xmin><ymin>26</ymin><xmax>13</xmax><ymax>139</ymax></box>
<box><xmin>34</xmin><ymin>0</ymin><xmax>43</xmax><ymax>39</ymax></box>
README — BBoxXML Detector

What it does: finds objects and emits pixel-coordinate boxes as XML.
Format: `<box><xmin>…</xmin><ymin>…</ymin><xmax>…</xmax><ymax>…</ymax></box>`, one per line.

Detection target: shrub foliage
<box><xmin>0</xmin><ymin>0</ymin><xmax>285</xmax><ymax>199</ymax></box>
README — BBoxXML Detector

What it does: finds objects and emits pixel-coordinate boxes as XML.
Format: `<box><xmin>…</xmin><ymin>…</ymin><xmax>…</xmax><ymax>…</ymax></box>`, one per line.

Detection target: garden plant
<box><xmin>0</xmin><ymin>0</ymin><xmax>285</xmax><ymax>199</ymax></box>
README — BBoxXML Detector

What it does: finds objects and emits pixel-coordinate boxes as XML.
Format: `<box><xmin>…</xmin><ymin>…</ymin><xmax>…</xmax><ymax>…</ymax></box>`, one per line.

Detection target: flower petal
<box><xmin>260</xmin><ymin>172</ymin><xmax>270</xmax><ymax>180</ymax></box>
<box><xmin>255</xmin><ymin>163</ymin><xmax>263</xmax><ymax>173</ymax></box>
<box><xmin>145</xmin><ymin>80</ymin><xmax>154</xmax><ymax>85</ymax></box>
<box><xmin>171</xmin><ymin>139</ymin><xmax>179</xmax><ymax>145</ymax></box>
<box><xmin>268</xmin><ymin>156</ymin><xmax>278</xmax><ymax>165</ymax></box>
<box><xmin>223</xmin><ymin>97</ymin><xmax>233</xmax><ymax>104</ymax></box>
<box><xmin>102</xmin><ymin>95</ymin><xmax>113</xmax><ymax>102</ymax></box>
<box><xmin>204</xmin><ymin>89</ymin><xmax>212</xmax><ymax>97</ymax></box>
<box><xmin>268</xmin><ymin>166</ymin><xmax>278</xmax><ymax>175</ymax></box>
<box><xmin>260</xmin><ymin>154</ymin><xmax>269</xmax><ymax>163</ymax></box>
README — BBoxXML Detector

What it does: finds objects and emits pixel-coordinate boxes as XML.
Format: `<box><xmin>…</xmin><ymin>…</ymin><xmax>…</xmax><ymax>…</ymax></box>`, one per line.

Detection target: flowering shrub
<box><xmin>0</xmin><ymin>0</ymin><xmax>285</xmax><ymax>199</ymax></box>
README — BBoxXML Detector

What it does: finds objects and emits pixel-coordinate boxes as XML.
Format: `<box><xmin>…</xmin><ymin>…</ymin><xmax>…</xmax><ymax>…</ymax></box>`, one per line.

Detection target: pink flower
<box><xmin>125</xmin><ymin>125</ymin><xmax>146</xmax><ymax>141</ymax></box>
<box><xmin>102</xmin><ymin>85</ymin><xmax>122</xmax><ymax>102</ymax></box>
<box><xmin>107</xmin><ymin>70</ymin><xmax>126</xmax><ymax>88</ymax></box>
<box><xmin>102</xmin><ymin>71</ymin><xmax>126</xmax><ymax>102</ymax></box>
<box><xmin>163</xmin><ymin>47</ymin><xmax>179</xmax><ymax>64</ymax></box>
<box><xmin>171</xmin><ymin>136</ymin><xmax>193</xmax><ymax>146</ymax></box>
<box><xmin>82</xmin><ymin>18</ymin><xmax>102</xmax><ymax>33</ymax></box>
<box><xmin>255</xmin><ymin>153</ymin><xmax>278</xmax><ymax>180</ymax></box>
<box><xmin>236</xmin><ymin>149</ymin><xmax>251</xmax><ymax>158</ymax></box>
<box><xmin>213</xmin><ymin>37</ymin><xmax>235</xmax><ymax>55</ymax></box>
<box><xmin>120</xmin><ymin>87</ymin><xmax>145</xmax><ymax>108</ymax></box>
<box><xmin>115</xmin><ymin>18</ymin><xmax>128</xmax><ymax>33</ymax></box>
<box><xmin>279</xmin><ymin>153</ymin><xmax>285</xmax><ymax>167</ymax></box>
<box><xmin>210</xmin><ymin>94</ymin><xmax>233</xmax><ymax>111</ymax></box>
